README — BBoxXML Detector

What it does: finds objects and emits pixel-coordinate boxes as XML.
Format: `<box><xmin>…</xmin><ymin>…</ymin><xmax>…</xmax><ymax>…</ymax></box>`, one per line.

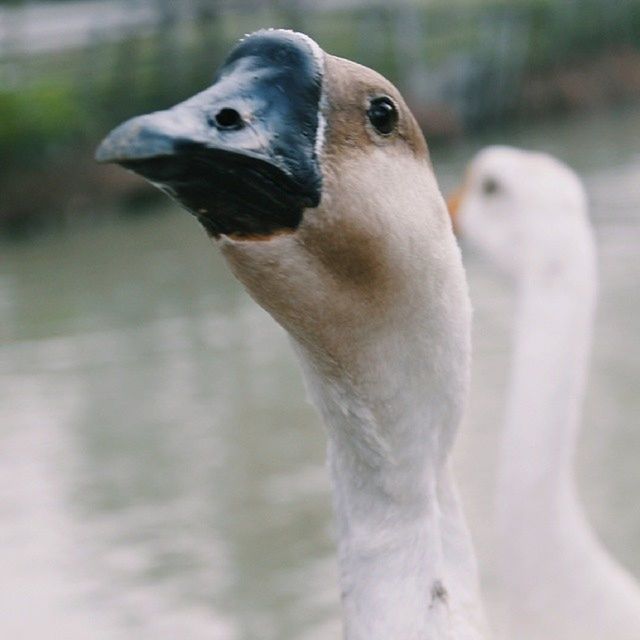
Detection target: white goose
<box><xmin>450</xmin><ymin>146</ymin><xmax>640</xmax><ymax>640</ymax></box>
<box><xmin>97</xmin><ymin>30</ymin><xmax>488</xmax><ymax>640</ymax></box>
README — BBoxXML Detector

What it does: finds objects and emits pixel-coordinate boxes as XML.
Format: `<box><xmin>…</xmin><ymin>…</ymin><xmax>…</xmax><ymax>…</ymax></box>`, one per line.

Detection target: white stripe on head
<box><xmin>279</xmin><ymin>30</ymin><xmax>327</xmax><ymax>162</ymax></box>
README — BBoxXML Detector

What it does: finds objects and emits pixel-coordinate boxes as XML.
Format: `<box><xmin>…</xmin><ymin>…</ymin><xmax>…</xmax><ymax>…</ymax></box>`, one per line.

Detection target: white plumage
<box><xmin>452</xmin><ymin>145</ymin><xmax>640</xmax><ymax>640</ymax></box>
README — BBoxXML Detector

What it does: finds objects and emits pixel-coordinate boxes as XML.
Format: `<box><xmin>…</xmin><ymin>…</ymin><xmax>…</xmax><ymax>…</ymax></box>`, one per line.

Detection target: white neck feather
<box><xmin>498</xmin><ymin>203</ymin><xmax>640</xmax><ymax>638</ymax></box>
<box><xmin>499</xmin><ymin>218</ymin><xmax>597</xmax><ymax>528</ymax></box>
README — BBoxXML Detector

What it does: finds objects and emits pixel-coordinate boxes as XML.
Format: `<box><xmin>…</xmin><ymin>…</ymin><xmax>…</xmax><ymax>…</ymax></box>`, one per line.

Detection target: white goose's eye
<box><xmin>482</xmin><ymin>177</ymin><xmax>500</xmax><ymax>195</ymax></box>
<box><xmin>367</xmin><ymin>96</ymin><xmax>398</xmax><ymax>135</ymax></box>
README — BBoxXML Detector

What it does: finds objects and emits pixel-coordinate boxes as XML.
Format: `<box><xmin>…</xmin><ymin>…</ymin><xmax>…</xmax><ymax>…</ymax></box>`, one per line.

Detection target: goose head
<box><xmin>97</xmin><ymin>30</ymin><xmax>464</xmax><ymax>382</ymax></box>
<box><xmin>449</xmin><ymin>145</ymin><xmax>590</xmax><ymax>280</ymax></box>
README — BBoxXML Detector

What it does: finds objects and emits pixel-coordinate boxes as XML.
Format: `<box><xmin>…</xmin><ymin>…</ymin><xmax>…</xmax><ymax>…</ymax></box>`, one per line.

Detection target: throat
<box><xmin>295</xmin><ymin>341</ymin><xmax>485</xmax><ymax>640</ymax></box>
<box><xmin>499</xmin><ymin>261</ymin><xmax>596</xmax><ymax>525</ymax></box>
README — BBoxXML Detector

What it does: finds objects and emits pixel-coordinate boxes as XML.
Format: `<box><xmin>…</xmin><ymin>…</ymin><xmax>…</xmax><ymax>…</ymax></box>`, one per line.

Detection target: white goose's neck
<box><xmin>292</xmin><ymin>272</ymin><xmax>485</xmax><ymax>640</ymax></box>
<box><xmin>498</xmin><ymin>213</ymin><xmax>597</xmax><ymax>574</ymax></box>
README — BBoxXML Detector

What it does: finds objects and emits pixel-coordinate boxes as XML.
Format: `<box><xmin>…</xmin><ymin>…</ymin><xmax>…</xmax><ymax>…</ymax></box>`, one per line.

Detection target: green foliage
<box><xmin>0</xmin><ymin>81</ymin><xmax>87</xmax><ymax>165</ymax></box>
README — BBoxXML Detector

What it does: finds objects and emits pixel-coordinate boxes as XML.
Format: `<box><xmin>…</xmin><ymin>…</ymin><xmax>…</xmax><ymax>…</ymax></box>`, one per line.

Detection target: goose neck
<box><xmin>293</xmin><ymin>322</ymin><xmax>485</xmax><ymax>639</ymax></box>
<box><xmin>499</xmin><ymin>234</ymin><xmax>597</xmax><ymax>532</ymax></box>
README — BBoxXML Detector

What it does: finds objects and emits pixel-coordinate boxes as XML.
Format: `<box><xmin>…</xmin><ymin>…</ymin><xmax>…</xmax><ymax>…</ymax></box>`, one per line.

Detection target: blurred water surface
<box><xmin>1</xmin><ymin>107</ymin><xmax>639</xmax><ymax>639</ymax></box>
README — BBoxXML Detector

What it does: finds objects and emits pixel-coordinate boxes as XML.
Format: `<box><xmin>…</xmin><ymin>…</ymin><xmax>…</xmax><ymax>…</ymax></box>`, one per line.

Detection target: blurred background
<box><xmin>1</xmin><ymin>1</ymin><xmax>639</xmax><ymax>638</ymax></box>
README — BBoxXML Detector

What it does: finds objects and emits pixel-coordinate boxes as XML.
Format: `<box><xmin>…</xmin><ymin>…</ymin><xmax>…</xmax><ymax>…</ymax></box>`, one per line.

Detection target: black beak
<box><xmin>96</xmin><ymin>30</ymin><xmax>324</xmax><ymax>238</ymax></box>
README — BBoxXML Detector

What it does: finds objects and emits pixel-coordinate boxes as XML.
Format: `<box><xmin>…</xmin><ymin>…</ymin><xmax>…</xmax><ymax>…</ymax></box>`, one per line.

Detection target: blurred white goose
<box><xmin>450</xmin><ymin>146</ymin><xmax>640</xmax><ymax>640</ymax></box>
<box><xmin>97</xmin><ymin>30</ymin><xmax>488</xmax><ymax>640</ymax></box>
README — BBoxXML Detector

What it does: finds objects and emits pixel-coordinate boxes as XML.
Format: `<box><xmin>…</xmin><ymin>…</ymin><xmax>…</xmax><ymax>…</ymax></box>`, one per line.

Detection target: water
<box><xmin>1</xmin><ymin>106</ymin><xmax>639</xmax><ymax>639</ymax></box>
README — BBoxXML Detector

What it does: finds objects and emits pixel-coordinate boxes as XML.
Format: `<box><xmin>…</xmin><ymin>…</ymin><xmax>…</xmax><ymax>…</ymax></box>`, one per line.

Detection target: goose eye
<box><xmin>367</xmin><ymin>97</ymin><xmax>398</xmax><ymax>135</ymax></box>
<box><xmin>482</xmin><ymin>177</ymin><xmax>500</xmax><ymax>195</ymax></box>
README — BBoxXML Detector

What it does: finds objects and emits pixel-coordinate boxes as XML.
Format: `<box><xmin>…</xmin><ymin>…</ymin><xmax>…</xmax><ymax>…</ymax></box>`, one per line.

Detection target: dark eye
<box><xmin>482</xmin><ymin>177</ymin><xmax>500</xmax><ymax>195</ymax></box>
<box><xmin>367</xmin><ymin>97</ymin><xmax>398</xmax><ymax>135</ymax></box>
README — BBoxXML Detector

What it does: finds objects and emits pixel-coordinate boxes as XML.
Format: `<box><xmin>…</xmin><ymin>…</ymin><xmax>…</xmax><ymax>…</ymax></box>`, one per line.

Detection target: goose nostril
<box><xmin>212</xmin><ymin>108</ymin><xmax>244</xmax><ymax>131</ymax></box>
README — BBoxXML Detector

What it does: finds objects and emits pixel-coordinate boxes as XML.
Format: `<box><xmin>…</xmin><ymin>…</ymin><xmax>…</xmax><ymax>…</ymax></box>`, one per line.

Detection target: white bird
<box><xmin>98</xmin><ymin>30</ymin><xmax>488</xmax><ymax>640</ymax></box>
<box><xmin>449</xmin><ymin>145</ymin><xmax>640</xmax><ymax>640</ymax></box>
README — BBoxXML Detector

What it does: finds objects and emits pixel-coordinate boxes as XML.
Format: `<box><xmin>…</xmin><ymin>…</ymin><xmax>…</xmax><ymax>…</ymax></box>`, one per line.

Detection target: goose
<box><xmin>449</xmin><ymin>146</ymin><xmax>640</xmax><ymax>640</ymax></box>
<box><xmin>96</xmin><ymin>30</ymin><xmax>488</xmax><ymax>640</ymax></box>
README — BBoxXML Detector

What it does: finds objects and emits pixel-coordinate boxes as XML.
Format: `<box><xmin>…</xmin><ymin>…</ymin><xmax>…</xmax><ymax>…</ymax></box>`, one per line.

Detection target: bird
<box><xmin>449</xmin><ymin>145</ymin><xmax>640</xmax><ymax>640</ymax></box>
<box><xmin>97</xmin><ymin>29</ymin><xmax>488</xmax><ymax>640</ymax></box>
